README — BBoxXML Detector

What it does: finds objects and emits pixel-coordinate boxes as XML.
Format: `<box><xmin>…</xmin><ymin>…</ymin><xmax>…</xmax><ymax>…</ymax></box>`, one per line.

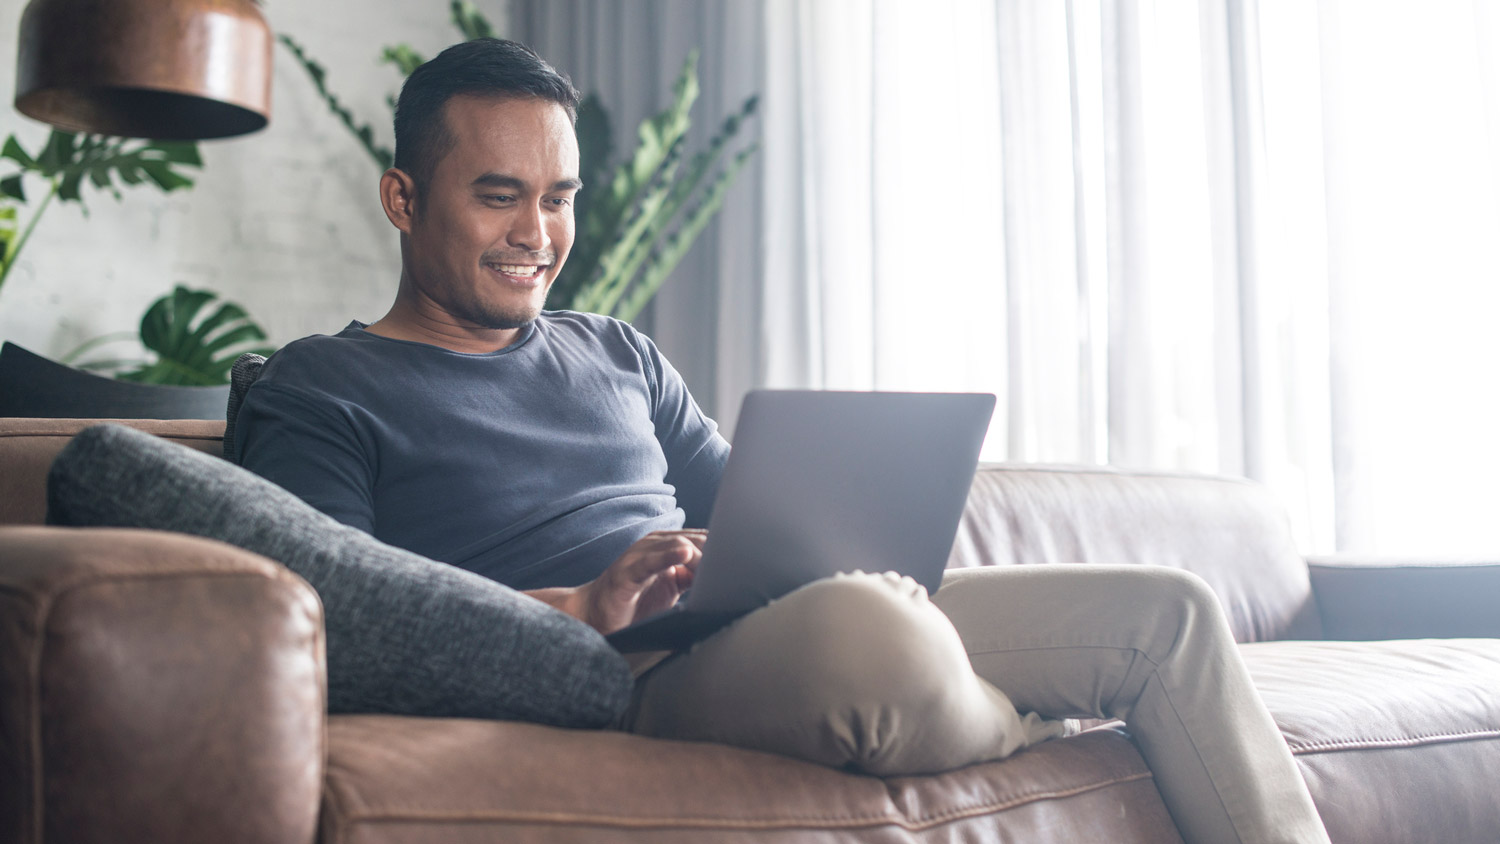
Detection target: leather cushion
<box><xmin>1241</xmin><ymin>639</ymin><xmax>1500</xmax><ymax>844</ymax></box>
<box><xmin>44</xmin><ymin>423</ymin><xmax>633</xmax><ymax>728</ymax></box>
<box><xmin>0</xmin><ymin>418</ymin><xmax>223</xmax><ymax>526</ymax></box>
<box><xmin>319</xmin><ymin>716</ymin><xmax>1183</xmax><ymax>844</ymax></box>
<box><xmin>949</xmin><ymin>465</ymin><xmax>1321</xmax><ymax>643</ymax></box>
<box><xmin>0</xmin><ymin>527</ymin><xmax>324</xmax><ymax>844</ymax></box>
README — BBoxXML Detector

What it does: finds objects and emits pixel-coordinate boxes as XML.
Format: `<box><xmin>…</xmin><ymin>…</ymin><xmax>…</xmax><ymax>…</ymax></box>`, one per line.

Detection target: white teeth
<box><xmin>491</xmin><ymin>263</ymin><xmax>540</xmax><ymax>277</ymax></box>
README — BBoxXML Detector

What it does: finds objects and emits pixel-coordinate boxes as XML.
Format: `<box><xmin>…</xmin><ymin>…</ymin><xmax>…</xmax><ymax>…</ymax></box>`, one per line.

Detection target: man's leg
<box><xmin>932</xmin><ymin>565</ymin><xmax>1329</xmax><ymax>844</ymax></box>
<box><xmin>622</xmin><ymin>571</ymin><xmax>1065</xmax><ymax>775</ymax></box>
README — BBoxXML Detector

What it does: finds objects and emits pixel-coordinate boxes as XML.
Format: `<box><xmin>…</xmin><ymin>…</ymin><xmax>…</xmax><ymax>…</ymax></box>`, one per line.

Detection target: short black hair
<box><xmin>393</xmin><ymin>38</ymin><xmax>580</xmax><ymax>191</ymax></box>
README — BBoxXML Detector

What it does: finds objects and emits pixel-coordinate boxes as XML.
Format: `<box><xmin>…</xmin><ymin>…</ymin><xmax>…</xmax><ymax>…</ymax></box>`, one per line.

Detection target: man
<box><xmin>237</xmin><ymin>38</ymin><xmax>1329</xmax><ymax>844</ymax></box>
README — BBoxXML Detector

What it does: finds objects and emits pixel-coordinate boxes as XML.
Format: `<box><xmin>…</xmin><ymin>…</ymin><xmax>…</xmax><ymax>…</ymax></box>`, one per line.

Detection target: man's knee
<box><xmin>632</xmin><ymin>571</ymin><xmax>1041</xmax><ymax>774</ymax></box>
<box><xmin>776</xmin><ymin>571</ymin><xmax>972</xmax><ymax>696</ymax></box>
<box><xmin>772</xmin><ymin>573</ymin><xmax>1047</xmax><ymax>773</ymax></box>
<box><xmin>1135</xmin><ymin>566</ymin><xmax>1227</xmax><ymax>628</ymax></box>
<box><xmin>1087</xmin><ymin>566</ymin><xmax>1233</xmax><ymax>666</ymax></box>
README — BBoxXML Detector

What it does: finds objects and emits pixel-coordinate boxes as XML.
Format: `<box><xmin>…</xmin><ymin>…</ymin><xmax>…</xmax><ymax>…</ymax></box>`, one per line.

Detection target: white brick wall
<box><xmin>0</xmin><ymin>0</ymin><xmax>509</xmax><ymax>358</ymax></box>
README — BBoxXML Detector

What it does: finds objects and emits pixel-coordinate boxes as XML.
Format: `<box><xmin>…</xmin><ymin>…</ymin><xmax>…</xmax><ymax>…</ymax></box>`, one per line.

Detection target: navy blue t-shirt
<box><xmin>234</xmin><ymin>312</ymin><xmax>729</xmax><ymax>589</ymax></box>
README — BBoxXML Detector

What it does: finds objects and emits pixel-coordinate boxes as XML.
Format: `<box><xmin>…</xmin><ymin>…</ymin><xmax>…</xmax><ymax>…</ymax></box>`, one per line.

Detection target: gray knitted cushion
<box><xmin>46</xmin><ymin>423</ymin><xmax>632</xmax><ymax>728</ymax></box>
<box><xmin>223</xmin><ymin>351</ymin><xmax>267</xmax><ymax>462</ymax></box>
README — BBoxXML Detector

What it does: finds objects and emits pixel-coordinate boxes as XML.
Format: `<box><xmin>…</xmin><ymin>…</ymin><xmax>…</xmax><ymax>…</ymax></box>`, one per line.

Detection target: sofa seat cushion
<box><xmin>1241</xmin><ymin>639</ymin><xmax>1500</xmax><ymax>844</ymax></box>
<box><xmin>320</xmin><ymin>716</ymin><xmax>1183</xmax><ymax>844</ymax></box>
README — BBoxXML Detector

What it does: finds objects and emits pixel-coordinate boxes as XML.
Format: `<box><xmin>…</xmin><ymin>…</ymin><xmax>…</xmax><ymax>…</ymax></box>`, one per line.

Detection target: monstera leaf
<box><xmin>118</xmin><ymin>286</ymin><xmax>276</xmax><ymax>385</ymax></box>
<box><xmin>66</xmin><ymin>286</ymin><xmax>275</xmax><ymax>386</ymax></box>
<box><xmin>0</xmin><ymin>131</ymin><xmax>203</xmax><ymax>301</ymax></box>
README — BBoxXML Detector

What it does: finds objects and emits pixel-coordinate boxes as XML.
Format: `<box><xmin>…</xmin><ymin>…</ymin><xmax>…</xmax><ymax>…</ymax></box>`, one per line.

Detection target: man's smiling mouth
<box><xmin>485</xmin><ymin>262</ymin><xmax>548</xmax><ymax>280</ymax></box>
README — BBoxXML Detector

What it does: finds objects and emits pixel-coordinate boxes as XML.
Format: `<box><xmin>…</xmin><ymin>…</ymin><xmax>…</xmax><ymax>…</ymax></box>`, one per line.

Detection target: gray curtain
<box><xmin>513</xmin><ymin>0</ymin><xmax>766</xmax><ymax>422</ymax></box>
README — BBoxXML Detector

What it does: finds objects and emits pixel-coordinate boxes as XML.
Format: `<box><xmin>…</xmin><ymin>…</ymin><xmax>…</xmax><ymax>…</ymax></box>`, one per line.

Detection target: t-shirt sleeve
<box><xmin>632</xmin><ymin>331</ymin><xmax>730</xmax><ymax>530</ymax></box>
<box><xmin>235</xmin><ymin>380</ymin><xmax>378</xmax><ymax>534</ymax></box>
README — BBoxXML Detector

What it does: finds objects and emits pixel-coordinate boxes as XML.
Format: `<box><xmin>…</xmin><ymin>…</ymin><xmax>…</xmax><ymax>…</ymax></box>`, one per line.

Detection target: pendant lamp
<box><xmin>14</xmin><ymin>0</ymin><xmax>272</xmax><ymax>140</ymax></box>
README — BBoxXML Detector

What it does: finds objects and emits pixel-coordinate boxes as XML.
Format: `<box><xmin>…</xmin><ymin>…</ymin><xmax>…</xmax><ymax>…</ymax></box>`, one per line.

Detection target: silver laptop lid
<box><xmin>685</xmin><ymin>390</ymin><xmax>995</xmax><ymax>614</ymax></box>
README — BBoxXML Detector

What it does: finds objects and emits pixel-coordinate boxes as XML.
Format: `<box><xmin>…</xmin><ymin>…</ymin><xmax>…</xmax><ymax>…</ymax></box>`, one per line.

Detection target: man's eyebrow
<box><xmin>470</xmin><ymin>173</ymin><xmax>583</xmax><ymax>192</ymax></box>
<box><xmin>471</xmin><ymin>173</ymin><xmax>525</xmax><ymax>190</ymax></box>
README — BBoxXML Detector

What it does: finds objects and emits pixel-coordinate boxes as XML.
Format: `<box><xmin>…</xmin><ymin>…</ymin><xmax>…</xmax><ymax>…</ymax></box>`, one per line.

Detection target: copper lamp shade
<box><xmin>14</xmin><ymin>0</ymin><xmax>272</xmax><ymax>140</ymax></box>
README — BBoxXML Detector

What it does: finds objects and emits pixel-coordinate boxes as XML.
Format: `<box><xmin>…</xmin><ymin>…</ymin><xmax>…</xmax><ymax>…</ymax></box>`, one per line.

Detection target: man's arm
<box><xmin>235</xmin><ymin>381</ymin><xmax>378</xmax><ymax>534</ymax></box>
<box><xmin>633</xmin><ymin>331</ymin><xmax>730</xmax><ymax>528</ymax></box>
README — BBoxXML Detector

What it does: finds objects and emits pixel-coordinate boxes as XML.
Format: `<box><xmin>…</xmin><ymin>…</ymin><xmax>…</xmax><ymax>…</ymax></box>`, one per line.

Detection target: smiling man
<box><xmin>234</xmin><ymin>39</ymin><xmax>1330</xmax><ymax>844</ymax></box>
<box><xmin>372</xmin><ymin>93</ymin><xmax>580</xmax><ymax>347</ymax></box>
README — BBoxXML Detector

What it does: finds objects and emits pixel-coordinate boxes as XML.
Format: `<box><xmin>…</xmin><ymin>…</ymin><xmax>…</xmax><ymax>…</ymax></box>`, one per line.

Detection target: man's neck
<box><xmin>363</xmin><ymin>271</ymin><xmax>535</xmax><ymax>354</ymax></box>
<box><xmin>364</xmin><ymin>306</ymin><xmax>528</xmax><ymax>355</ymax></box>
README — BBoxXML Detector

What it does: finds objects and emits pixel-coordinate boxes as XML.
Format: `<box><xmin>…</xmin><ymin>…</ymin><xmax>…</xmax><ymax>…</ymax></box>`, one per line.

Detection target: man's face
<box><xmin>401</xmin><ymin>95</ymin><xmax>580</xmax><ymax>330</ymax></box>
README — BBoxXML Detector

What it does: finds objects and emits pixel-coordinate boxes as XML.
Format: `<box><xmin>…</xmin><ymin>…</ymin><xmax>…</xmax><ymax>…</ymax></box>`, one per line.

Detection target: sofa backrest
<box><xmin>948</xmin><ymin>463</ymin><xmax>1323</xmax><ymax>643</ymax></box>
<box><xmin>3</xmin><ymin>419</ymin><xmax>1321</xmax><ymax>643</ymax></box>
<box><xmin>0</xmin><ymin>419</ymin><xmax>225</xmax><ymax>527</ymax></box>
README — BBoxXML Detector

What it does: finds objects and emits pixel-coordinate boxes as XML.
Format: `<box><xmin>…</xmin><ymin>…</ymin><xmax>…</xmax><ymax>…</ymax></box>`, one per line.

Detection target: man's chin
<box><xmin>459</xmin><ymin>299</ymin><xmax>543</xmax><ymax>331</ymax></box>
<box><xmin>475</xmin><ymin>311</ymin><xmax>539</xmax><ymax>331</ymax></box>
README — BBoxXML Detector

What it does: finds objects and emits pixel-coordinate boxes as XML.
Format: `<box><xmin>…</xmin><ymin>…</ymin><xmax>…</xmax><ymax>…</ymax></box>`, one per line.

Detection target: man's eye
<box><xmin>548</xmin><ymin>197</ymin><xmax>573</xmax><ymax>207</ymax></box>
<box><xmin>483</xmin><ymin>195</ymin><xmax>515</xmax><ymax>203</ymax></box>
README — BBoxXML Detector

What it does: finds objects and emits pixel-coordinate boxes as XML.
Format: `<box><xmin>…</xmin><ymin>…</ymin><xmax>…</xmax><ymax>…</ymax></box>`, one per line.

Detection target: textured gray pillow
<box><xmin>46</xmin><ymin>423</ymin><xmax>633</xmax><ymax>728</ymax></box>
<box><xmin>223</xmin><ymin>351</ymin><xmax>267</xmax><ymax>462</ymax></box>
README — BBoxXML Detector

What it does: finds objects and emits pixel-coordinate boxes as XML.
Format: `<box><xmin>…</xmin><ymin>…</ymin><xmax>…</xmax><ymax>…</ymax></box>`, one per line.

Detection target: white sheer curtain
<box><xmin>514</xmin><ymin>0</ymin><xmax>1500</xmax><ymax>555</ymax></box>
<box><xmin>1298</xmin><ymin>0</ymin><xmax>1500</xmax><ymax>555</ymax></box>
<box><xmin>751</xmin><ymin>0</ymin><xmax>1339</xmax><ymax>549</ymax></box>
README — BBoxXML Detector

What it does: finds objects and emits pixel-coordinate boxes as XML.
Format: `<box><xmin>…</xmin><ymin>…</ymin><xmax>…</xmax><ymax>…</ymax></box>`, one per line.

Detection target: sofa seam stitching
<box><xmin>11</xmin><ymin>562</ymin><xmax>286</xmax><ymax>606</ymax></box>
<box><xmin>1288</xmin><ymin>728</ymin><xmax>1500</xmax><ymax>753</ymax></box>
<box><xmin>326</xmin><ymin>771</ymin><xmax>1156</xmax><ymax>832</ymax></box>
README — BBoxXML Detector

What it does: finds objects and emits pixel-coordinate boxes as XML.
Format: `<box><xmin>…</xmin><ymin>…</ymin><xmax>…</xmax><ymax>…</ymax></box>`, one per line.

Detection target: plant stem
<box><xmin>0</xmin><ymin>177</ymin><xmax>59</xmax><ymax>300</ymax></box>
<box><xmin>58</xmin><ymin>330</ymin><xmax>139</xmax><ymax>365</ymax></box>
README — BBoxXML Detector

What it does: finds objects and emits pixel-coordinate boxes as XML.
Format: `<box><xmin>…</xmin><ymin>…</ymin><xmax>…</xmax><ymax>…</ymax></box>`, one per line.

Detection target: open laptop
<box><xmin>606</xmin><ymin>389</ymin><xmax>995</xmax><ymax>652</ymax></box>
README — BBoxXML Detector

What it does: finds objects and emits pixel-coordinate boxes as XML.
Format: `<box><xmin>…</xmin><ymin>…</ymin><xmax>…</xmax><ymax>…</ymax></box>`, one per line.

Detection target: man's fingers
<box><xmin>617</xmin><ymin>536</ymin><xmax>700</xmax><ymax>586</ymax></box>
<box><xmin>637</xmin><ymin>532</ymin><xmax>706</xmax><ymax>556</ymax></box>
<box><xmin>643</xmin><ymin>529</ymin><xmax>707</xmax><ymax>546</ymax></box>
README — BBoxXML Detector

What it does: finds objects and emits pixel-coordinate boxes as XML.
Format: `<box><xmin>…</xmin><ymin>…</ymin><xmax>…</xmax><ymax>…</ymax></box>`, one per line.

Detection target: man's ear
<box><xmin>380</xmin><ymin>168</ymin><xmax>419</xmax><ymax>233</ymax></box>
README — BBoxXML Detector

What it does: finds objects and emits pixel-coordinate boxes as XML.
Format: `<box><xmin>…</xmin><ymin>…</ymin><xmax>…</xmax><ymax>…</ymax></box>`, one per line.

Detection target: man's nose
<box><xmin>506</xmin><ymin>202</ymin><xmax>548</xmax><ymax>252</ymax></box>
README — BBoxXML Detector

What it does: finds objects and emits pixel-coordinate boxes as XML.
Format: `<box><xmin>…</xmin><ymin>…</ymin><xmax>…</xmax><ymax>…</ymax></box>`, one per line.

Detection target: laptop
<box><xmin>606</xmin><ymin>389</ymin><xmax>995</xmax><ymax>653</ymax></box>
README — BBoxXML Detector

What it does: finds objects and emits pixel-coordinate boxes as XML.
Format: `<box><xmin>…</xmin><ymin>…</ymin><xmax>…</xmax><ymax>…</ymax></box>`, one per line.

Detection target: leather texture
<box><xmin>318</xmin><ymin>717</ymin><xmax>1180</xmax><ymax>844</ymax></box>
<box><xmin>0</xmin><ymin>526</ymin><xmax>324</xmax><ymax>844</ymax></box>
<box><xmin>0</xmin><ymin>417</ymin><xmax>224</xmax><ymax>526</ymax></box>
<box><xmin>2</xmin><ymin>418</ymin><xmax>1497</xmax><ymax>843</ymax></box>
<box><xmin>948</xmin><ymin>463</ymin><xmax>1324</xmax><ymax>643</ymax></box>
<box><xmin>1307</xmin><ymin>556</ymin><xmax>1500</xmax><ymax>639</ymax></box>
<box><xmin>1243</xmin><ymin>638</ymin><xmax>1500</xmax><ymax>844</ymax></box>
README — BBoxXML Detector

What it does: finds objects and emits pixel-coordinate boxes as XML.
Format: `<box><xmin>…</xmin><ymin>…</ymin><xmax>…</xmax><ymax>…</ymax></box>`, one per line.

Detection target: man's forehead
<box><xmin>438</xmin><ymin>94</ymin><xmax>579</xmax><ymax>173</ymax></box>
<box><xmin>442</xmin><ymin>93</ymin><xmax>573</xmax><ymax>137</ymax></box>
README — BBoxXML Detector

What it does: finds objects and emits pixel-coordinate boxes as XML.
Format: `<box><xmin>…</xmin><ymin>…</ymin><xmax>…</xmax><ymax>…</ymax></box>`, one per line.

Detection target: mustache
<box><xmin>481</xmin><ymin>250</ymin><xmax>556</xmax><ymax>266</ymax></box>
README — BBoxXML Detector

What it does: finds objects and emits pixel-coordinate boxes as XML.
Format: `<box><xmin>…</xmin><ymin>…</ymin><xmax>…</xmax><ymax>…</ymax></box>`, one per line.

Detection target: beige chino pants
<box><xmin>623</xmin><ymin>565</ymin><xmax>1330</xmax><ymax>844</ymax></box>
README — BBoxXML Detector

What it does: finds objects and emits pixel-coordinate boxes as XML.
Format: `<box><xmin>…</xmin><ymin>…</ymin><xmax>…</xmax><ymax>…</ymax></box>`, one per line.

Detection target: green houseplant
<box><xmin>0</xmin><ymin>130</ymin><xmax>202</xmax><ymax>303</ymax></box>
<box><xmin>0</xmin><ymin>131</ymin><xmax>274</xmax><ymax>387</ymax></box>
<box><xmin>280</xmin><ymin>1</ymin><xmax>758</xmax><ymax>323</ymax></box>
<box><xmin>62</xmin><ymin>285</ymin><xmax>275</xmax><ymax>386</ymax></box>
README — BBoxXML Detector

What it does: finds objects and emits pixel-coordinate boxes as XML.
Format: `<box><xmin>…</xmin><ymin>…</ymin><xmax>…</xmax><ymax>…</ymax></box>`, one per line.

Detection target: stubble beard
<box><xmin>450</xmin><ymin>287</ymin><xmax>548</xmax><ymax>330</ymax></box>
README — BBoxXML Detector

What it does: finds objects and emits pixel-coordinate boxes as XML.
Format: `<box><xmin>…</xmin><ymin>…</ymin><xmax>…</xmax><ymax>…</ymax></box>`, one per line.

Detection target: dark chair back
<box><xmin>0</xmin><ymin>342</ymin><xmax>230</xmax><ymax>420</ymax></box>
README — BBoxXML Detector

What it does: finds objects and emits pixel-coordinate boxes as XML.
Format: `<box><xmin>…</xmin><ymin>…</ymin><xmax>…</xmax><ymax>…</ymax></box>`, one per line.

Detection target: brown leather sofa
<box><xmin>3</xmin><ymin>417</ymin><xmax>1498</xmax><ymax>844</ymax></box>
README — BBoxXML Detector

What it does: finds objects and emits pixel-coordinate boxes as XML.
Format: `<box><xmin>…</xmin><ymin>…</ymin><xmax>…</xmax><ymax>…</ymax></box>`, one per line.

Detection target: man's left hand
<box><xmin>525</xmin><ymin>530</ymin><xmax>706</xmax><ymax>634</ymax></box>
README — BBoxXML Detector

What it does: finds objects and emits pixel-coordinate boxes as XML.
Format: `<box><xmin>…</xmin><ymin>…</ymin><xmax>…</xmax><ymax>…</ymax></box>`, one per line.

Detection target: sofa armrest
<box><xmin>1306</xmin><ymin>555</ymin><xmax>1500</xmax><ymax>640</ymax></box>
<box><xmin>0</xmin><ymin>527</ymin><xmax>325</xmax><ymax>844</ymax></box>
